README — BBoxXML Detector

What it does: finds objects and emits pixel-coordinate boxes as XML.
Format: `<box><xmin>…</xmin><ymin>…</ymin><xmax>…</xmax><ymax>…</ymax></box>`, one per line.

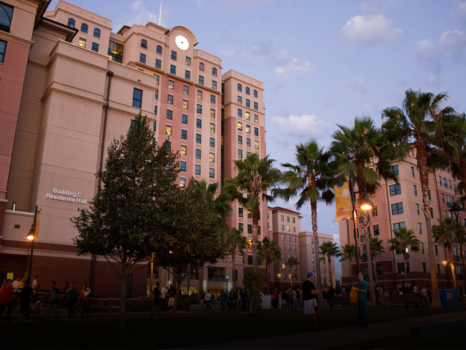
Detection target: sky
<box><xmin>52</xmin><ymin>0</ymin><xmax>466</xmax><ymax>281</ymax></box>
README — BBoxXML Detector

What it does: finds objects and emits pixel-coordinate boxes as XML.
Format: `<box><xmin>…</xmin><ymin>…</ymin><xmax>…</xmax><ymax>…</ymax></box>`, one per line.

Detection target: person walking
<box><xmin>66</xmin><ymin>282</ymin><xmax>78</xmax><ymax>317</ymax></box>
<box><xmin>32</xmin><ymin>276</ymin><xmax>39</xmax><ymax>290</ymax></box>
<box><xmin>220</xmin><ymin>290</ymin><xmax>226</xmax><ymax>310</ymax></box>
<box><xmin>40</xmin><ymin>281</ymin><xmax>61</xmax><ymax>323</ymax></box>
<box><xmin>0</xmin><ymin>279</ymin><xmax>14</xmax><ymax>322</ymax></box>
<box><xmin>167</xmin><ymin>285</ymin><xmax>176</xmax><ymax>313</ymax></box>
<box><xmin>160</xmin><ymin>284</ymin><xmax>167</xmax><ymax>314</ymax></box>
<box><xmin>79</xmin><ymin>284</ymin><xmax>91</xmax><ymax>317</ymax></box>
<box><xmin>19</xmin><ymin>279</ymin><xmax>34</xmax><ymax>322</ymax></box>
<box><xmin>12</xmin><ymin>278</ymin><xmax>20</xmax><ymax>293</ymax></box>
<box><xmin>150</xmin><ymin>282</ymin><xmax>162</xmax><ymax>316</ymax></box>
<box><xmin>302</xmin><ymin>272</ymin><xmax>320</xmax><ymax>331</ymax></box>
<box><xmin>228</xmin><ymin>290</ymin><xmax>236</xmax><ymax>310</ymax></box>
<box><xmin>410</xmin><ymin>281</ymin><xmax>419</xmax><ymax>309</ymax></box>
<box><xmin>204</xmin><ymin>290</ymin><xmax>212</xmax><ymax>310</ymax></box>
<box><xmin>355</xmin><ymin>272</ymin><xmax>368</xmax><ymax>329</ymax></box>
<box><xmin>401</xmin><ymin>281</ymin><xmax>410</xmax><ymax>309</ymax></box>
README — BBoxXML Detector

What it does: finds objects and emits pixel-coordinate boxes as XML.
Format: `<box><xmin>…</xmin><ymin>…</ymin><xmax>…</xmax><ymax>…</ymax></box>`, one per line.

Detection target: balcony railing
<box><xmin>182</xmin><ymin>273</ymin><xmax>199</xmax><ymax>280</ymax></box>
<box><xmin>208</xmin><ymin>275</ymin><xmax>226</xmax><ymax>282</ymax></box>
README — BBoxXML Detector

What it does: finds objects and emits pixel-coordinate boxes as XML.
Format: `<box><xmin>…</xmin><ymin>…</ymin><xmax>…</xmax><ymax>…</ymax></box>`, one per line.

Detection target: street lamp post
<box><xmin>277</xmin><ymin>273</ymin><xmax>281</xmax><ymax>291</ymax></box>
<box><xmin>26</xmin><ymin>206</ymin><xmax>38</xmax><ymax>280</ymax></box>
<box><xmin>349</xmin><ymin>169</ymin><xmax>361</xmax><ymax>275</ymax></box>
<box><xmin>262</xmin><ymin>236</ymin><xmax>270</xmax><ymax>294</ymax></box>
<box><xmin>450</xmin><ymin>202</ymin><xmax>466</xmax><ymax>288</ymax></box>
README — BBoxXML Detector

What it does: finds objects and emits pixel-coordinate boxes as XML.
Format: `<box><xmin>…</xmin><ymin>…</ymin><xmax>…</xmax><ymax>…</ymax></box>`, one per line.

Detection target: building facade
<box><xmin>339</xmin><ymin>149</ymin><xmax>466</xmax><ymax>295</ymax></box>
<box><xmin>0</xmin><ymin>0</ymin><xmax>271</xmax><ymax>297</ymax></box>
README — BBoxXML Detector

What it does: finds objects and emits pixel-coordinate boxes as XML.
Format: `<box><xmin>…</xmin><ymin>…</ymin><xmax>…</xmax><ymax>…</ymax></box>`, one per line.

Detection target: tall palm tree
<box><xmin>388</xmin><ymin>227</ymin><xmax>421</xmax><ymax>283</ymax></box>
<box><xmin>319</xmin><ymin>242</ymin><xmax>340</xmax><ymax>288</ymax></box>
<box><xmin>339</xmin><ymin>243</ymin><xmax>357</xmax><ymax>287</ymax></box>
<box><xmin>225</xmin><ymin>228</ymin><xmax>248</xmax><ymax>289</ymax></box>
<box><xmin>223</xmin><ymin>153</ymin><xmax>281</xmax><ymax>272</ymax></box>
<box><xmin>382</xmin><ymin>89</ymin><xmax>456</xmax><ymax>308</ymax></box>
<box><xmin>285</xmin><ymin>256</ymin><xmax>300</xmax><ymax>285</ymax></box>
<box><xmin>275</xmin><ymin>141</ymin><xmax>336</xmax><ymax>310</ymax></box>
<box><xmin>331</xmin><ymin>117</ymin><xmax>395</xmax><ymax>310</ymax></box>
<box><xmin>258</xmin><ymin>239</ymin><xmax>281</xmax><ymax>293</ymax></box>
<box><xmin>369</xmin><ymin>237</ymin><xmax>385</xmax><ymax>285</ymax></box>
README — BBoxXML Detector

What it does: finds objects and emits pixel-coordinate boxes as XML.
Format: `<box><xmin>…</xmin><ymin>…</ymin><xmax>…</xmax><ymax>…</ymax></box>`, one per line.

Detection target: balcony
<box><xmin>208</xmin><ymin>275</ymin><xmax>226</xmax><ymax>282</ymax></box>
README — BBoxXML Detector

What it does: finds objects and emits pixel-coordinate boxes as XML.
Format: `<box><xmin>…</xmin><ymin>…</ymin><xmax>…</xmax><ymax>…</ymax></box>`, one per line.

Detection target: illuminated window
<box><xmin>238</xmin><ymin>122</ymin><xmax>242</xmax><ymax>130</ymax></box>
<box><xmin>181</xmin><ymin>145</ymin><xmax>187</xmax><ymax>156</ymax></box>
<box><xmin>165</xmin><ymin>125</ymin><xmax>172</xmax><ymax>136</ymax></box>
<box><xmin>108</xmin><ymin>41</ymin><xmax>123</xmax><ymax>63</ymax></box>
<box><xmin>186</xmin><ymin>56</ymin><xmax>191</xmax><ymax>66</ymax></box>
<box><xmin>239</xmin><ymin>208</ymin><xmax>243</xmax><ymax>217</ymax></box>
<box><xmin>197</xmin><ymin>90</ymin><xmax>203</xmax><ymax>99</ymax></box>
<box><xmin>182</xmin><ymin>99</ymin><xmax>188</xmax><ymax>109</ymax></box>
<box><xmin>180</xmin><ymin>178</ymin><xmax>186</xmax><ymax>188</ymax></box>
<box><xmin>254</xmin><ymin>114</ymin><xmax>259</xmax><ymax>123</ymax></box>
<box><xmin>199</xmin><ymin>62</ymin><xmax>204</xmax><ymax>71</ymax></box>
<box><xmin>209</xmin><ymin>153</ymin><xmax>215</xmax><ymax>162</ymax></box>
<box><xmin>246</xmin><ymin>112</ymin><xmax>250</xmax><ymax>120</ymax></box>
<box><xmin>78</xmin><ymin>38</ymin><xmax>86</xmax><ymax>48</ymax></box>
<box><xmin>246</xmin><ymin>125</ymin><xmax>250</xmax><ymax>133</ymax></box>
<box><xmin>210</xmin><ymin>123</ymin><xmax>215</xmax><ymax>133</ymax></box>
<box><xmin>210</xmin><ymin>109</ymin><xmax>215</xmax><ymax>118</ymax></box>
<box><xmin>168</xmin><ymin>80</ymin><xmax>174</xmax><ymax>89</ymax></box>
<box><xmin>167</xmin><ymin>94</ymin><xmax>173</xmax><ymax>104</ymax></box>
<box><xmin>255</xmin><ymin>141</ymin><xmax>259</xmax><ymax>149</ymax></box>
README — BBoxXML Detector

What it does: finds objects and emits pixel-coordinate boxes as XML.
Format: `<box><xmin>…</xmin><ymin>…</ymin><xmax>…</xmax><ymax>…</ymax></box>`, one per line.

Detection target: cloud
<box><xmin>341</xmin><ymin>14</ymin><xmax>402</xmax><ymax>47</ymax></box>
<box><xmin>458</xmin><ymin>2</ymin><xmax>466</xmax><ymax>26</ymax></box>
<box><xmin>113</xmin><ymin>1</ymin><xmax>167</xmax><ymax>32</ymax></box>
<box><xmin>271</xmin><ymin>114</ymin><xmax>328</xmax><ymax>140</ymax></box>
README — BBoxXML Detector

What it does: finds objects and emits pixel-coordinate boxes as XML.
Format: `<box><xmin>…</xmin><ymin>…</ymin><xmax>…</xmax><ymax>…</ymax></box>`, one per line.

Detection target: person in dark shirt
<box><xmin>66</xmin><ymin>282</ymin><xmax>78</xmax><ymax>317</ymax></box>
<box><xmin>150</xmin><ymin>282</ymin><xmax>162</xmax><ymax>316</ymax></box>
<box><xmin>19</xmin><ymin>279</ymin><xmax>33</xmax><ymax>322</ymax></box>
<box><xmin>302</xmin><ymin>272</ymin><xmax>320</xmax><ymax>331</ymax></box>
<box><xmin>40</xmin><ymin>281</ymin><xmax>61</xmax><ymax>323</ymax></box>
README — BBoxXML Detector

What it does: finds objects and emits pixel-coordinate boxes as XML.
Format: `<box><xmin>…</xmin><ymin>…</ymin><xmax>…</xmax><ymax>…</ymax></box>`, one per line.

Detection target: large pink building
<box><xmin>0</xmin><ymin>0</ymin><xmax>271</xmax><ymax>297</ymax></box>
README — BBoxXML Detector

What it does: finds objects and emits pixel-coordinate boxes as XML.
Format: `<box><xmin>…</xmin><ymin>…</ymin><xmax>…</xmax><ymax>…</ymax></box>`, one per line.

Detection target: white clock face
<box><xmin>175</xmin><ymin>35</ymin><xmax>189</xmax><ymax>51</ymax></box>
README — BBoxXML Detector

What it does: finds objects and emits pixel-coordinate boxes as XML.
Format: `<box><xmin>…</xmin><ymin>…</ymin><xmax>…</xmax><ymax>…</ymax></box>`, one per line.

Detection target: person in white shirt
<box><xmin>204</xmin><ymin>290</ymin><xmax>212</xmax><ymax>310</ymax></box>
<box><xmin>12</xmin><ymin>278</ymin><xmax>20</xmax><ymax>292</ymax></box>
<box><xmin>32</xmin><ymin>276</ymin><xmax>39</xmax><ymax>289</ymax></box>
<box><xmin>161</xmin><ymin>284</ymin><xmax>167</xmax><ymax>314</ymax></box>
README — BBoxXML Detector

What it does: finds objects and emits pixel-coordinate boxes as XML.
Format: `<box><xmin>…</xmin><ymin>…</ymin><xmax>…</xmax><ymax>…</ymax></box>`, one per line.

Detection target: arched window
<box><xmin>199</xmin><ymin>62</ymin><xmax>204</xmax><ymax>71</ymax></box>
<box><xmin>156</xmin><ymin>45</ymin><xmax>162</xmax><ymax>54</ymax></box>
<box><xmin>93</xmin><ymin>28</ymin><xmax>101</xmax><ymax>38</ymax></box>
<box><xmin>81</xmin><ymin>23</ymin><xmax>88</xmax><ymax>33</ymax></box>
<box><xmin>237</xmin><ymin>84</ymin><xmax>242</xmax><ymax>92</ymax></box>
<box><xmin>245</xmin><ymin>87</ymin><xmax>250</xmax><ymax>95</ymax></box>
<box><xmin>67</xmin><ymin>18</ymin><xmax>75</xmax><ymax>28</ymax></box>
<box><xmin>141</xmin><ymin>39</ymin><xmax>147</xmax><ymax>49</ymax></box>
<box><xmin>212</xmin><ymin>67</ymin><xmax>217</xmax><ymax>76</ymax></box>
<box><xmin>0</xmin><ymin>2</ymin><xmax>13</xmax><ymax>32</ymax></box>
<box><xmin>254</xmin><ymin>90</ymin><xmax>258</xmax><ymax>98</ymax></box>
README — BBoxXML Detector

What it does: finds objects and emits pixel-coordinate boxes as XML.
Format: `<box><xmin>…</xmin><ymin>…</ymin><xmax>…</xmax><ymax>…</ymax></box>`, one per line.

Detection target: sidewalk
<box><xmin>179</xmin><ymin>310</ymin><xmax>466</xmax><ymax>349</ymax></box>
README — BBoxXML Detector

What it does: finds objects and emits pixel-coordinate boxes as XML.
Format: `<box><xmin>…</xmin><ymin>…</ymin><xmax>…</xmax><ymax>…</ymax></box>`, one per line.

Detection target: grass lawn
<box><xmin>1</xmin><ymin>304</ymin><xmax>465</xmax><ymax>349</ymax></box>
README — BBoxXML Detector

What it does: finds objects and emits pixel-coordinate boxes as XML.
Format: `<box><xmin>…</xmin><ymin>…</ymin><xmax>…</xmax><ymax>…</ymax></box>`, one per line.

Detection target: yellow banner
<box><xmin>334</xmin><ymin>182</ymin><xmax>352</xmax><ymax>221</ymax></box>
<box><xmin>34</xmin><ymin>209</ymin><xmax>41</xmax><ymax>237</ymax></box>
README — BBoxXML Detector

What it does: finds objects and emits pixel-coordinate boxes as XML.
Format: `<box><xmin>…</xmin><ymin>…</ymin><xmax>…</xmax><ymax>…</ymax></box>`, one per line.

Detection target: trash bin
<box><xmin>439</xmin><ymin>289</ymin><xmax>459</xmax><ymax>308</ymax></box>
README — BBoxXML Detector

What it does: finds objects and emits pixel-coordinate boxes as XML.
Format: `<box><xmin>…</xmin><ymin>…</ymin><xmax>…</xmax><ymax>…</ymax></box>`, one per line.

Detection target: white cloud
<box><xmin>113</xmin><ymin>1</ymin><xmax>167</xmax><ymax>32</ymax></box>
<box><xmin>341</xmin><ymin>14</ymin><xmax>402</xmax><ymax>47</ymax></box>
<box><xmin>458</xmin><ymin>2</ymin><xmax>466</xmax><ymax>26</ymax></box>
<box><xmin>271</xmin><ymin>115</ymin><xmax>328</xmax><ymax>139</ymax></box>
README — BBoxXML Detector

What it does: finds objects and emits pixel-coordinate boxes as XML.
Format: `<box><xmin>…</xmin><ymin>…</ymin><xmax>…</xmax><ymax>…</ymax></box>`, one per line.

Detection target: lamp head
<box><xmin>358</xmin><ymin>196</ymin><xmax>374</xmax><ymax>211</ymax></box>
<box><xmin>450</xmin><ymin>202</ymin><xmax>463</xmax><ymax>213</ymax></box>
<box><xmin>277</xmin><ymin>273</ymin><xmax>281</xmax><ymax>279</ymax></box>
<box><xmin>25</xmin><ymin>227</ymin><xmax>35</xmax><ymax>241</ymax></box>
<box><xmin>442</xmin><ymin>260</ymin><xmax>447</xmax><ymax>266</ymax></box>
<box><xmin>262</xmin><ymin>236</ymin><xmax>270</xmax><ymax>245</ymax></box>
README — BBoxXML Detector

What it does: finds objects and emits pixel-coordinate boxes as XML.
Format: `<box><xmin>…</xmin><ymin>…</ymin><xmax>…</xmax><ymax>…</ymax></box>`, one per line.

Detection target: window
<box><xmin>397</xmin><ymin>263</ymin><xmax>405</xmax><ymax>275</ymax></box>
<box><xmin>376</xmin><ymin>264</ymin><xmax>383</xmax><ymax>276</ymax></box>
<box><xmin>372</xmin><ymin>207</ymin><xmax>378</xmax><ymax>217</ymax></box>
<box><xmin>195</xmin><ymin>149</ymin><xmax>201</xmax><ymax>159</ymax></box>
<box><xmin>209</xmin><ymin>168</ymin><xmax>215</xmax><ymax>178</ymax></box>
<box><xmin>132</xmin><ymin>88</ymin><xmax>142</xmax><ymax>108</ymax></box>
<box><xmin>238</xmin><ymin>84</ymin><xmax>242</xmax><ymax>92</ymax></box>
<box><xmin>246</xmin><ymin>125</ymin><xmax>251</xmax><ymax>133</ymax></box>
<box><xmin>195</xmin><ymin>165</ymin><xmax>201</xmax><ymax>175</ymax></box>
<box><xmin>171</xmin><ymin>50</ymin><xmax>177</xmax><ymax>60</ymax></box>
<box><xmin>292</xmin><ymin>217</ymin><xmax>295</xmax><ymax>224</ymax></box>
<box><xmin>181</xmin><ymin>145</ymin><xmax>187</xmax><ymax>156</ymax></box>
<box><xmin>254</xmin><ymin>90</ymin><xmax>258</xmax><ymax>98</ymax></box>
<box><xmin>238</xmin><ymin>122</ymin><xmax>242</xmax><ymax>130</ymax></box>
<box><xmin>437</xmin><ymin>264</ymin><xmax>441</xmax><ymax>274</ymax></box>
<box><xmin>155</xmin><ymin>75</ymin><xmax>159</xmax><ymax>86</ymax></box>
<box><xmin>389</xmin><ymin>184</ymin><xmax>401</xmax><ymax>196</ymax></box>
<box><xmin>439</xmin><ymin>176</ymin><xmax>442</xmax><ymax>184</ymax></box>
<box><xmin>67</xmin><ymin>17</ymin><xmax>75</xmax><ymax>28</ymax></box>
<box><xmin>165</xmin><ymin>125</ymin><xmax>173</xmax><ymax>136</ymax></box>
<box><xmin>91</xmin><ymin>42</ymin><xmax>99</xmax><ymax>52</ymax></box>
<box><xmin>449</xmin><ymin>179</ymin><xmax>452</xmax><ymax>188</ymax></box>
<box><xmin>93</xmin><ymin>28</ymin><xmax>101</xmax><ymax>38</ymax></box>
<box><xmin>212</xmin><ymin>81</ymin><xmax>217</xmax><ymax>90</ymax></box>
<box><xmin>393</xmin><ymin>222</ymin><xmax>405</xmax><ymax>232</ymax></box>
<box><xmin>281</xmin><ymin>225</ymin><xmax>285</xmax><ymax>231</ymax></box>
<box><xmin>391</xmin><ymin>202</ymin><xmax>403</xmax><ymax>215</ymax></box>
<box><xmin>239</xmin><ymin>223</ymin><xmax>244</xmax><ymax>233</ymax></box>
<box><xmin>239</xmin><ymin>208</ymin><xmax>243</xmax><ymax>217</ymax></box>
<box><xmin>196</xmin><ymin>134</ymin><xmax>201</xmax><ymax>144</ymax></box>
<box><xmin>78</xmin><ymin>38</ymin><xmax>86</xmax><ymax>48</ymax></box>
<box><xmin>238</xmin><ymin>109</ymin><xmax>242</xmax><ymax>118</ymax></box>
<box><xmin>423</xmin><ymin>263</ymin><xmax>427</xmax><ymax>273</ymax></box>
<box><xmin>153</xmin><ymin>122</ymin><xmax>157</xmax><ymax>131</ymax></box>
<box><xmin>246</xmin><ymin>138</ymin><xmax>251</xmax><ymax>147</ymax></box>
<box><xmin>210</xmin><ymin>109</ymin><xmax>215</xmax><ymax>119</ymax></box>
<box><xmin>411</xmin><ymin>167</ymin><xmax>415</xmax><ymax>177</ymax></box>
<box><xmin>238</xmin><ymin>96</ymin><xmax>242</xmax><ymax>104</ymax></box>
<box><xmin>170</xmin><ymin>65</ymin><xmax>176</xmax><ymax>74</ymax></box>
<box><xmin>247</xmin><ymin>225</ymin><xmax>252</xmax><ymax>234</ymax></box>
<box><xmin>247</xmin><ymin>152</ymin><xmax>251</xmax><ymax>157</ymax></box>
<box><xmin>414</xmin><ymin>185</ymin><xmax>417</xmax><ymax>196</ymax></box>
<box><xmin>293</xmin><ymin>245</ymin><xmax>297</xmax><ymax>251</ymax></box>
<box><xmin>199</xmin><ymin>62</ymin><xmax>204</xmax><ymax>71</ymax></box>
<box><xmin>141</xmin><ymin>39</ymin><xmax>147</xmax><ymax>48</ymax></box>
<box><xmin>254</xmin><ymin>114</ymin><xmax>259</xmax><ymax>123</ymax></box>
<box><xmin>238</xmin><ymin>150</ymin><xmax>243</xmax><ymax>158</ymax></box>
<box><xmin>196</xmin><ymin>119</ymin><xmax>202</xmax><ymax>128</ymax></box>
<box><xmin>210</xmin><ymin>95</ymin><xmax>215</xmax><ymax>104</ymax></box>
<box><xmin>185</xmin><ymin>70</ymin><xmax>191</xmax><ymax>80</ymax></box>
<box><xmin>199</xmin><ymin>76</ymin><xmax>204</xmax><ymax>85</ymax></box>
<box><xmin>153</xmin><ymin>105</ymin><xmax>158</xmax><ymax>115</ymax></box>
<box><xmin>186</xmin><ymin>56</ymin><xmax>191</xmax><ymax>66</ymax></box>
<box><xmin>287</xmin><ymin>235</ymin><xmax>290</xmax><ymax>241</ymax></box>
<box><xmin>108</xmin><ymin>41</ymin><xmax>123</xmax><ymax>63</ymax></box>
<box><xmin>288</xmin><ymin>245</ymin><xmax>291</xmax><ymax>251</ymax></box>
<box><xmin>0</xmin><ymin>39</ymin><xmax>6</xmax><ymax>63</ymax></box>
<box><xmin>245</xmin><ymin>112</ymin><xmax>250</xmax><ymax>120</ymax></box>
<box><xmin>246</xmin><ymin>99</ymin><xmax>250</xmax><ymax>107</ymax></box>
<box><xmin>389</xmin><ymin>165</ymin><xmax>399</xmax><ymax>175</ymax></box>
<box><xmin>210</xmin><ymin>138</ymin><xmax>215</xmax><ymax>147</ymax></box>
<box><xmin>181</xmin><ymin>99</ymin><xmax>188</xmax><ymax>110</ymax></box>
<box><xmin>183</xmin><ymin>85</ymin><xmax>189</xmax><ymax>95</ymax></box>
<box><xmin>181</xmin><ymin>129</ymin><xmax>187</xmax><ymax>140</ymax></box>
<box><xmin>210</xmin><ymin>123</ymin><xmax>215</xmax><ymax>133</ymax></box>
<box><xmin>180</xmin><ymin>161</ymin><xmax>186</xmax><ymax>171</ymax></box>
<box><xmin>255</xmin><ymin>141</ymin><xmax>259</xmax><ymax>149</ymax></box>
<box><xmin>373</xmin><ymin>224</ymin><xmax>380</xmax><ymax>236</ymax></box>
<box><xmin>416</xmin><ymin>204</ymin><xmax>420</xmax><ymax>215</ymax></box>
<box><xmin>181</xmin><ymin>114</ymin><xmax>188</xmax><ymax>124</ymax></box>
<box><xmin>254</xmin><ymin>102</ymin><xmax>258</xmax><ymax>110</ymax></box>
<box><xmin>212</xmin><ymin>67</ymin><xmax>217</xmax><ymax>76</ymax></box>
<box><xmin>209</xmin><ymin>153</ymin><xmax>215</xmax><ymax>162</ymax></box>
<box><xmin>197</xmin><ymin>104</ymin><xmax>202</xmax><ymax>114</ymax></box>
<box><xmin>444</xmin><ymin>178</ymin><xmax>447</xmax><ymax>187</ymax></box>
<box><xmin>139</xmin><ymin>53</ymin><xmax>146</xmax><ymax>63</ymax></box>
<box><xmin>81</xmin><ymin>23</ymin><xmax>88</xmax><ymax>33</ymax></box>
<box><xmin>167</xmin><ymin>94</ymin><xmax>173</xmax><ymax>104</ymax></box>
<box><xmin>166</xmin><ymin>110</ymin><xmax>173</xmax><ymax>119</ymax></box>
<box><xmin>237</xmin><ymin>135</ymin><xmax>243</xmax><ymax>145</ymax></box>
<box><xmin>420</xmin><ymin>242</ymin><xmax>424</xmax><ymax>253</ymax></box>
<box><xmin>254</xmin><ymin>127</ymin><xmax>259</xmax><ymax>136</ymax></box>
<box><xmin>430</xmin><ymin>208</ymin><xmax>434</xmax><ymax>218</ymax></box>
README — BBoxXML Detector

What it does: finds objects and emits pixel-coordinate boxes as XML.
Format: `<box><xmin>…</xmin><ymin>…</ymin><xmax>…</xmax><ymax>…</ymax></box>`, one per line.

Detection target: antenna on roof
<box><xmin>159</xmin><ymin>0</ymin><xmax>163</xmax><ymax>26</ymax></box>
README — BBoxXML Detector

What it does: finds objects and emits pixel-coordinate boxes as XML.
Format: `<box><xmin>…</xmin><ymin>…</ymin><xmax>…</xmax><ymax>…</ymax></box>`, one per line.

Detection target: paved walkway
<box><xmin>179</xmin><ymin>311</ymin><xmax>466</xmax><ymax>349</ymax></box>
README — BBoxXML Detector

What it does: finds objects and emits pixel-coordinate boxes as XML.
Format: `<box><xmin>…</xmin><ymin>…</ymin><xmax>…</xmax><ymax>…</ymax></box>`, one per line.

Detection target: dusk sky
<box><xmin>52</xmin><ymin>0</ymin><xmax>466</xmax><ymax>281</ymax></box>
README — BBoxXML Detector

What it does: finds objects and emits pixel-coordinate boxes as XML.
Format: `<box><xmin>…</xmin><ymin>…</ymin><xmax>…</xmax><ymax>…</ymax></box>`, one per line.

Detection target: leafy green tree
<box><xmin>71</xmin><ymin>114</ymin><xmax>179</xmax><ymax>329</ymax></box>
<box><xmin>369</xmin><ymin>237</ymin><xmax>385</xmax><ymax>285</ymax></box>
<box><xmin>284</xmin><ymin>256</ymin><xmax>300</xmax><ymax>285</ymax></box>
<box><xmin>223</xmin><ymin>153</ymin><xmax>281</xmax><ymax>272</ymax></box>
<box><xmin>339</xmin><ymin>243</ymin><xmax>357</xmax><ymax>287</ymax></box>
<box><xmin>258</xmin><ymin>239</ymin><xmax>281</xmax><ymax>294</ymax></box>
<box><xmin>444</xmin><ymin>114</ymin><xmax>466</xmax><ymax>199</ymax></box>
<box><xmin>275</xmin><ymin>141</ymin><xmax>335</xmax><ymax>310</ymax></box>
<box><xmin>243</xmin><ymin>268</ymin><xmax>266</xmax><ymax>313</ymax></box>
<box><xmin>319</xmin><ymin>242</ymin><xmax>340</xmax><ymax>287</ymax></box>
<box><xmin>382</xmin><ymin>89</ymin><xmax>456</xmax><ymax>307</ymax></box>
<box><xmin>226</xmin><ymin>228</ymin><xmax>248</xmax><ymax>289</ymax></box>
<box><xmin>388</xmin><ymin>227</ymin><xmax>420</xmax><ymax>283</ymax></box>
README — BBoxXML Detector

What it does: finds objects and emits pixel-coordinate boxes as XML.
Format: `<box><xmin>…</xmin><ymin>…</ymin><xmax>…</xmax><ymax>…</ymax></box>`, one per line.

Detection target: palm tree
<box><xmin>319</xmin><ymin>242</ymin><xmax>340</xmax><ymax>288</ymax></box>
<box><xmin>285</xmin><ymin>256</ymin><xmax>300</xmax><ymax>285</ymax></box>
<box><xmin>225</xmin><ymin>228</ymin><xmax>248</xmax><ymax>289</ymax></box>
<box><xmin>339</xmin><ymin>243</ymin><xmax>357</xmax><ymax>287</ymax></box>
<box><xmin>369</xmin><ymin>237</ymin><xmax>385</xmax><ymax>285</ymax></box>
<box><xmin>223</xmin><ymin>153</ymin><xmax>281</xmax><ymax>272</ymax></box>
<box><xmin>388</xmin><ymin>227</ymin><xmax>421</xmax><ymax>283</ymax></box>
<box><xmin>382</xmin><ymin>89</ymin><xmax>456</xmax><ymax>308</ymax></box>
<box><xmin>258</xmin><ymin>239</ymin><xmax>281</xmax><ymax>293</ymax></box>
<box><xmin>275</xmin><ymin>141</ymin><xmax>336</xmax><ymax>310</ymax></box>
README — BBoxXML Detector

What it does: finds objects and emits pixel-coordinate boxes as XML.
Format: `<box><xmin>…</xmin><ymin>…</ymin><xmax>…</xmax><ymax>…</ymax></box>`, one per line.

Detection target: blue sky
<box><xmin>53</xmin><ymin>0</ymin><xmax>466</xmax><ymax>281</ymax></box>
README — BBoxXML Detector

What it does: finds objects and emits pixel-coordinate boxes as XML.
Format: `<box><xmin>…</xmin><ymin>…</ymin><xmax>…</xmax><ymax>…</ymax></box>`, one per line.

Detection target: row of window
<box><xmin>237</xmin><ymin>97</ymin><xmax>259</xmax><ymax>110</ymax></box>
<box><xmin>238</xmin><ymin>208</ymin><xmax>262</xmax><ymax>220</ymax></box>
<box><xmin>237</xmin><ymin>84</ymin><xmax>258</xmax><ymax>98</ymax></box>
<box><xmin>280</xmin><ymin>215</ymin><xmax>296</xmax><ymax>223</ymax></box>
<box><xmin>165</xmin><ymin>81</ymin><xmax>217</xmax><ymax>104</ymax></box>
<box><xmin>237</xmin><ymin>122</ymin><xmax>260</xmax><ymax>136</ymax></box>
<box><xmin>177</xmin><ymin>165</ymin><xmax>215</xmax><ymax>178</ymax></box>
<box><xmin>280</xmin><ymin>244</ymin><xmax>297</xmax><ymax>252</ymax></box>
<box><xmin>238</xmin><ymin>224</ymin><xmax>261</xmax><ymax>235</ymax></box>
<box><xmin>280</xmin><ymin>234</ymin><xmax>297</xmax><ymax>242</ymax></box>
<box><xmin>439</xmin><ymin>176</ymin><xmax>454</xmax><ymax>190</ymax></box>
<box><xmin>78</xmin><ymin>38</ymin><xmax>99</xmax><ymax>52</ymax></box>
<box><xmin>68</xmin><ymin>18</ymin><xmax>101</xmax><ymax>38</ymax></box>
<box><xmin>279</xmin><ymin>225</ymin><xmax>296</xmax><ymax>233</ymax></box>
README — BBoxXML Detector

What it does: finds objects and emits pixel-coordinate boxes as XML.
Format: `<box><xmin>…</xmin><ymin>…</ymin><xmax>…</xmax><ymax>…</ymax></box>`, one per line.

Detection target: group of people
<box><xmin>149</xmin><ymin>282</ymin><xmax>177</xmax><ymax>316</ymax></box>
<box><xmin>0</xmin><ymin>276</ymin><xmax>92</xmax><ymax>323</ymax></box>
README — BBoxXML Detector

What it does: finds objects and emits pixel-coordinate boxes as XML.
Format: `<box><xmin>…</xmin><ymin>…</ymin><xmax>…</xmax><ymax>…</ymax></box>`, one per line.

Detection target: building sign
<box><xmin>46</xmin><ymin>188</ymin><xmax>88</xmax><ymax>204</ymax></box>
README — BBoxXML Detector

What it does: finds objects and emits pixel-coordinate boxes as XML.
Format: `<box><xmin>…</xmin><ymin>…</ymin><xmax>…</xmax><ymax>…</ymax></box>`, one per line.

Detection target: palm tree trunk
<box><xmin>372</xmin><ymin>255</ymin><xmax>379</xmax><ymax>285</ymax></box>
<box><xmin>363</xmin><ymin>213</ymin><xmax>376</xmax><ymax>310</ymax></box>
<box><xmin>418</xmin><ymin>142</ymin><xmax>442</xmax><ymax>308</ymax></box>
<box><xmin>231</xmin><ymin>247</ymin><xmax>236</xmax><ymax>291</ymax></box>
<box><xmin>328</xmin><ymin>256</ymin><xmax>333</xmax><ymax>287</ymax></box>
<box><xmin>311</xmin><ymin>201</ymin><xmax>326</xmax><ymax>310</ymax></box>
<box><xmin>252</xmin><ymin>208</ymin><xmax>259</xmax><ymax>272</ymax></box>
